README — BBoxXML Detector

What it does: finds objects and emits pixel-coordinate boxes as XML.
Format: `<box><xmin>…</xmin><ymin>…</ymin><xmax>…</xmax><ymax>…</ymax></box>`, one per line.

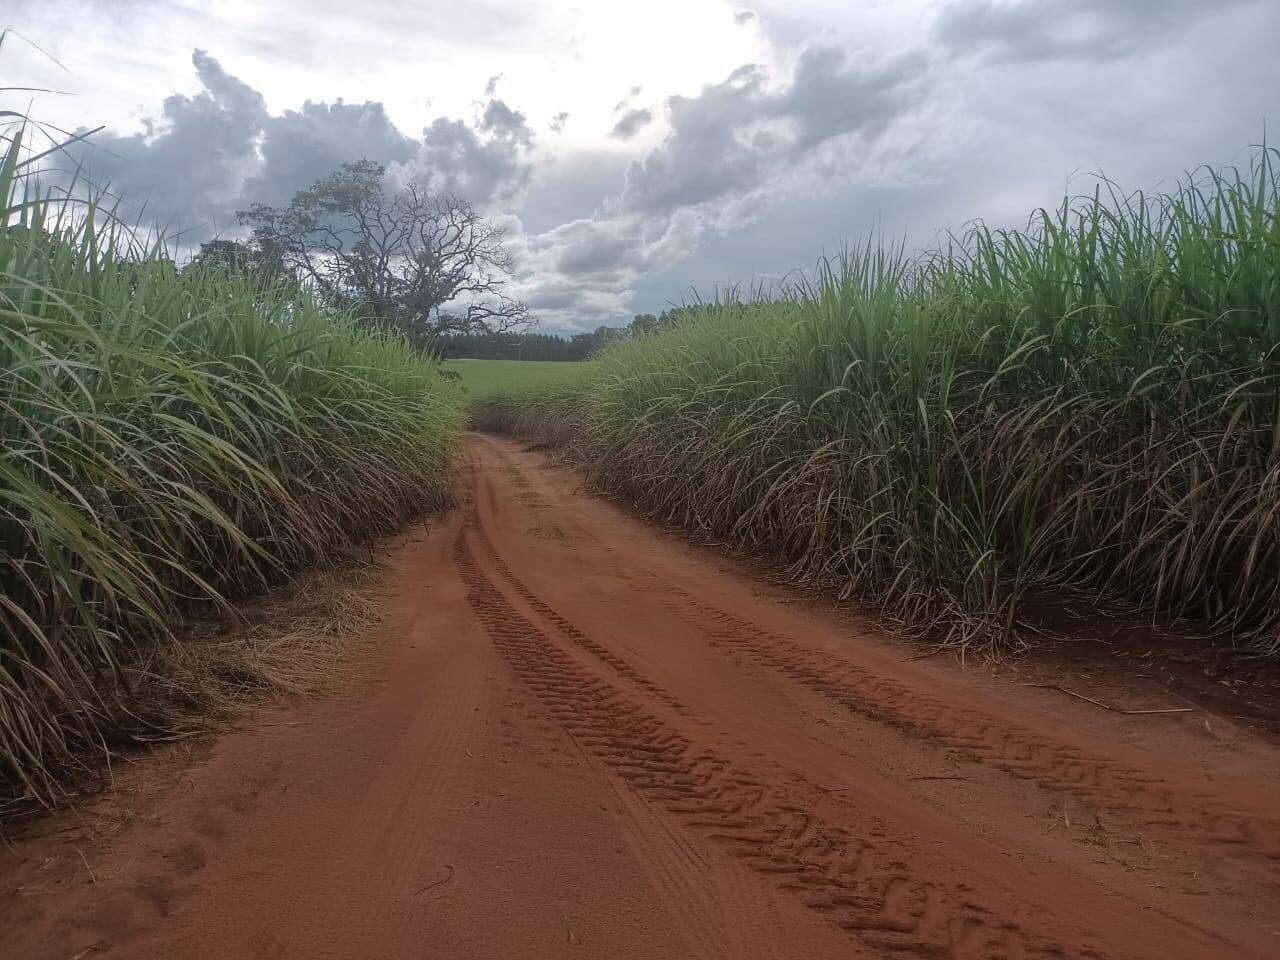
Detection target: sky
<box><xmin>6</xmin><ymin>0</ymin><xmax>1280</xmax><ymax>333</ymax></box>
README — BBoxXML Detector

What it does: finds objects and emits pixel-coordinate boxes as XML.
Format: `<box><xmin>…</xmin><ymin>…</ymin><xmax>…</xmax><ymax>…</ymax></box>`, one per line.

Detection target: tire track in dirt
<box><xmin>468</xmin><ymin>504</ymin><xmax>690</xmax><ymax>716</ymax></box>
<box><xmin>476</xmin><ymin>439</ymin><xmax>1280</xmax><ymax>866</ymax></box>
<box><xmin>455</xmin><ymin>506</ymin><xmax>1203</xmax><ymax>960</ymax></box>
<box><xmin>656</xmin><ymin>587</ymin><xmax>1280</xmax><ymax>862</ymax></box>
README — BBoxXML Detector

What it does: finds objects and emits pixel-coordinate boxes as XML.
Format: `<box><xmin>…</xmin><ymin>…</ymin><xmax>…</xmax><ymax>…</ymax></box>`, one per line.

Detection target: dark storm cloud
<box><xmin>934</xmin><ymin>0</ymin><xmax>1259</xmax><ymax>62</ymax></box>
<box><xmin>610</xmin><ymin>107</ymin><xmax>654</xmax><ymax>140</ymax></box>
<box><xmin>64</xmin><ymin>49</ymin><xmax>266</xmax><ymax>234</ymax></box>
<box><xmin>618</xmin><ymin>46</ymin><xmax>923</xmax><ymax>216</ymax></box>
<box><xmin>407</xmin><ymin>97</ymin><xmax>535</xmax><ymax>205</ymax></box>
<box><xmin>479</xmin><ymin>99</ymin><xmax>533</xmax><ymax>144</ymax></box>
<box><xmin>29</xmin><ymin>0</ymin><xmax>1277</xmax><ymax>336</ymax></box>
<box><xmin>518</xmin><ymin>150</ymin><xmax>632</xmax><ymax>234</ymax></box>
<box><xmin>781</xmin><ymin>45</ymin><xmax>926</xmax><ymax>149</ymax></box>
<box><xmin>54</xmin><ymin>50</ymin><xmax>534</xmax><ymax>240</ymax></box>
<box><xmin>244</xmin><ymin>99</ymin><xmax>419</xmax><ymax>206</ymax></box>
<box><xmin>616</xmin><ymin>64</ymin><xmax>766</xmax><ymax>216</ymax></box>
<box><xmin>414</xmin><ymin>109</ymin><xmax>534</xmax><ymax>206</ymax></box>
<box><xmin>550</xmin><ymin>218</ymin><xmax>647</xmax><ymax>281</ymax></box>
<box><xmin>508</xmin><ymin>44</ymin><xmax>931</xmax><ymax>331</ymax></box>
<box><xmin>511</xmin><ymin>209</ymin><xmax>704</xmax><ymax>328</ymax></box>
<box><xmin>519</xmin><ymin>278</ymin><xmax>631</xmax><ymax>317</ymax></box>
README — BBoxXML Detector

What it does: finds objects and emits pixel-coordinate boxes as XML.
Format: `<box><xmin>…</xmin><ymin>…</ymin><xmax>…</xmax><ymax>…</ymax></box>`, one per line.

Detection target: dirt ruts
<box><xmin>662</xmin><ymin>589</ymin><xmax>1280</xmax><ymax>857</ymax></box>
<box><xmin>458</xmin><ymin>509</ymin><xmax>1054</xmax><ymax>958</ymax></box>
<box><xmin>3</xmin><ymin>434</ymin><xmax>1277</xmax><ymax>960</ymax></box>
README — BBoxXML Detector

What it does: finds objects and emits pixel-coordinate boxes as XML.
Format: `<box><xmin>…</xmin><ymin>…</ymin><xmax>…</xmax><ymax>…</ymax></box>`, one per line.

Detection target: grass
<box><xmin>473</xmin><ymin>379</ymin><xmax>593</xmax><ymax>452</ymax></box>
<box><xmin>1</xmin><ymin>125</ymin><xmax>465</xmax><ymax>808</ymax></box>
<box><xmin>476</xmin><ymin>147</ymin><xmax>1280</xmax><ymax>659</ymax></box>
<box><xmin>445</xmin><ymin>357</ymin><xmax>587</xmax><ymax>398</ymax></box>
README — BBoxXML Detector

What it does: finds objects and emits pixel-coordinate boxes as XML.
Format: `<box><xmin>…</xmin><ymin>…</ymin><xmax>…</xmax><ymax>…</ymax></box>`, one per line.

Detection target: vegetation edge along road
<box><xmin>6</xmin><ymin>435</ymin><xmax>1277</xmax><ymax>959</ymax></box>
<box><xmin>0</xmin><ymin>131</ymin><xmax>465</xmax><ymax>809</ymax></box>
<box><xmin>476</xmin><ymin>146</ymin><xmax>1280</xmax><ymax>661</ymax></box>
<box><xmin>8</xmin><ymin>133</ymin><xmax>1280</xmax><ymax>817</ymax></box>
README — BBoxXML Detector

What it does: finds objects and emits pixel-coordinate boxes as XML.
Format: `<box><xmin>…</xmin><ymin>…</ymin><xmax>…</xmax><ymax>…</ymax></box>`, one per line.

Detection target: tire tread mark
<box><xmin>470</xmin><ymin>517</ymin><xmax>689</xmax><ymax>713</ymax></box>
<box><xmin>657</xmin><ymin>588</ymin><xmax>1279</xmax><ymax>858</ymax></box>
<box><xmin>479</xmin><ymin>441</ymin><xmax>1279</xmax><ymax>861</ymax></box>
<box><xmin>455</xmin><ymin>514</ymin><xmax>1100</xmax><ymax>960</ymax></box>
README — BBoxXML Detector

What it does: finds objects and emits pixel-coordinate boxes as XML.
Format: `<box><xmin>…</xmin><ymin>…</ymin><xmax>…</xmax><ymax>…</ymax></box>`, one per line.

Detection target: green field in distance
<box><xmin>444</xmin><ymin>358</ymin><xmax>587</xmax><ymax>398</ymax></box>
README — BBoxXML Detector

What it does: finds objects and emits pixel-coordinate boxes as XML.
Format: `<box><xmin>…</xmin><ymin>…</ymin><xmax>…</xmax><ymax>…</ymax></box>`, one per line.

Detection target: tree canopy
<box><xmin>237</xmin><ymin>161</ymin><xmax>533</xmax><ymax>337</ymax></box>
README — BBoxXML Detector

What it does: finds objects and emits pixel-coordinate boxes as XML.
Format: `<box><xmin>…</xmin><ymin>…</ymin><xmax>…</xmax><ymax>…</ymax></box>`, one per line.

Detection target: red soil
<box><xmin>4</xmin><ymin>434</ymin><xmax>1279</xmax><ymax>959</ymax></box>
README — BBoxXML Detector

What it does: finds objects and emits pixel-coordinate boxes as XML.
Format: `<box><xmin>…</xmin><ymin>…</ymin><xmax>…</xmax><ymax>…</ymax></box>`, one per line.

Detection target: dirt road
<box><xmin>7</xmin><ymin>435</ymin><xmax>1280</xmax><ymax>959</ymax></box>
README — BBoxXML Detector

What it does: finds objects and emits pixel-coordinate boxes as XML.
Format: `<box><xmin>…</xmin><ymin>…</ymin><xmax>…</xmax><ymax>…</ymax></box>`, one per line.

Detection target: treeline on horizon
<box><xmin>432</xmin><ymin>309</ymin><xmax>696</xmax><ymax>361</ymax></box>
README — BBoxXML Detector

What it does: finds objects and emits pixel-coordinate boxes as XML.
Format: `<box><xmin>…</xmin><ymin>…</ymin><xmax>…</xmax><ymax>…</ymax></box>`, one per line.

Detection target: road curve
<box><xmin>7</xmin><ymin>434</ymin><xmax>1279</xmax><ymax>959</ymax></box>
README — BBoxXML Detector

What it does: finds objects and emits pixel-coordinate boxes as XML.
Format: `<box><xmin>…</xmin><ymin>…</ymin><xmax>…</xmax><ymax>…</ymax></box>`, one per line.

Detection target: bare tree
<box><xmin>237</xmin><ymin>160</ymin><xmax>533</xmax><ymax>336</ymax></box>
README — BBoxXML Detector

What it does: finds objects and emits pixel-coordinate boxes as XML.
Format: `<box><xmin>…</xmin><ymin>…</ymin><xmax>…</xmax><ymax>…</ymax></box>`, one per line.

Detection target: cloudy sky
<box><xmin>6</xmin><ymin>0</ymin><xmax>1279</xmax><ymax>332</ymax></box>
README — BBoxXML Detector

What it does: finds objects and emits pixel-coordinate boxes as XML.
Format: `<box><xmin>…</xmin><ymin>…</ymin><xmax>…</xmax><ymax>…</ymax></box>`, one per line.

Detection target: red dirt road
<box><xmin>6</xmin><ymin>435</ymin><xmax>1280</xmax><ymax>959</ymax></box>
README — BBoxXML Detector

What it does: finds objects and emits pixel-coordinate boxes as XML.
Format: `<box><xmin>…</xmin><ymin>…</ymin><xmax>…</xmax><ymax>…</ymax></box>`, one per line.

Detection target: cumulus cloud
<box><xmin>65</xmin><ymin>49</ymin><xmax>266</xmax><ymax>234</ymax></box>
<box><xmin>934</xmin><ymin>0</ymin><xmax>1258</xmax><ymax>62</ymax></box>
<box><xmin>14</xmin><ymin>0</ymin><xmax>1280</xmax><ymax>346</ymax></box>
<box><xmin>610</xmin><ymin>107</ymin><xmax>654</xmax><ymax>140</ymax></box>
<box><xmin>57</xmin><ymin>50</ymin><xmax>535</xmax><ymax>238</ymax></box>
<box><xmin>385</xmin><ymin>97</ymin><xmax>535</xmax><ymax>208</ymax></box>
<box><xmin>617</xmin><ymin>46</ymin><xmax>925</xmax><ymax>217</ymax></box>
<box><xmin>508</xmin><ymin>210</ymin><xmax>702</xmax><ymax>329</ymax></box>
<box><xmin>244</xmin><ymin>99</ymin><xmax>419</xmax><ymax>206</ymax></box>
<box><xmin>507</xmin><ymin>46</ymin><xmax>929</xmax><ymax>331</ymax></box>
<box><xmin>36</xmin><ymin>0</ymin><xmax>1274</xmax><ymax>338</ymax></box>
<box><xmin>480</xmin><ymin>99</ymin><xmax>530</xmax><ymax>143</ymax></box>
<box><xmin>43</xmin><ymin>40</ymin><xmax>929</xmax><ymax>331</ymax></box>
<box><xmin>402</xmin><ymin>105</ymin><xmax>534</xmax><ymax>208</ymax></box>
<box><xmin>547</xmin><ymin>219</ymin><xmax>647</xmax><ymax>282</ymax></box>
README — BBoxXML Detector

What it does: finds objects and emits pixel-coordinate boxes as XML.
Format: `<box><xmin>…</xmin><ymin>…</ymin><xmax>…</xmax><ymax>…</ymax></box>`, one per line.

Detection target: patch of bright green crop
<box><xmin>445</xmin><ymin>358</ymin><xmax>588</xmax><ymax>398</ymax></box>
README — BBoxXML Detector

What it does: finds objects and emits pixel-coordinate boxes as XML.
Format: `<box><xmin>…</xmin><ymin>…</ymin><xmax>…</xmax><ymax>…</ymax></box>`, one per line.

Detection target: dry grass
<box><xmin>155</xmin><ymin>557</ymin><xmax>390</xmax><ymax>707</ymax></box>
<box><xmin>1</xmin><ymin>547</ymin><xmax>394</xmax><ymax>825</ymax></box>
<box><xmin>472</xmin><ymin>388</ymin><xmax>592</xmax><ymax>455</ymax></box>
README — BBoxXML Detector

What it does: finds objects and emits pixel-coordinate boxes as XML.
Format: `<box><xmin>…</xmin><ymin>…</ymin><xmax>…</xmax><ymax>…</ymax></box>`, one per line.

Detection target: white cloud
<box><xmin>7</xmin><ymin>0</ymin><xmax>1280</xmax><ymax>334</ymax></box>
